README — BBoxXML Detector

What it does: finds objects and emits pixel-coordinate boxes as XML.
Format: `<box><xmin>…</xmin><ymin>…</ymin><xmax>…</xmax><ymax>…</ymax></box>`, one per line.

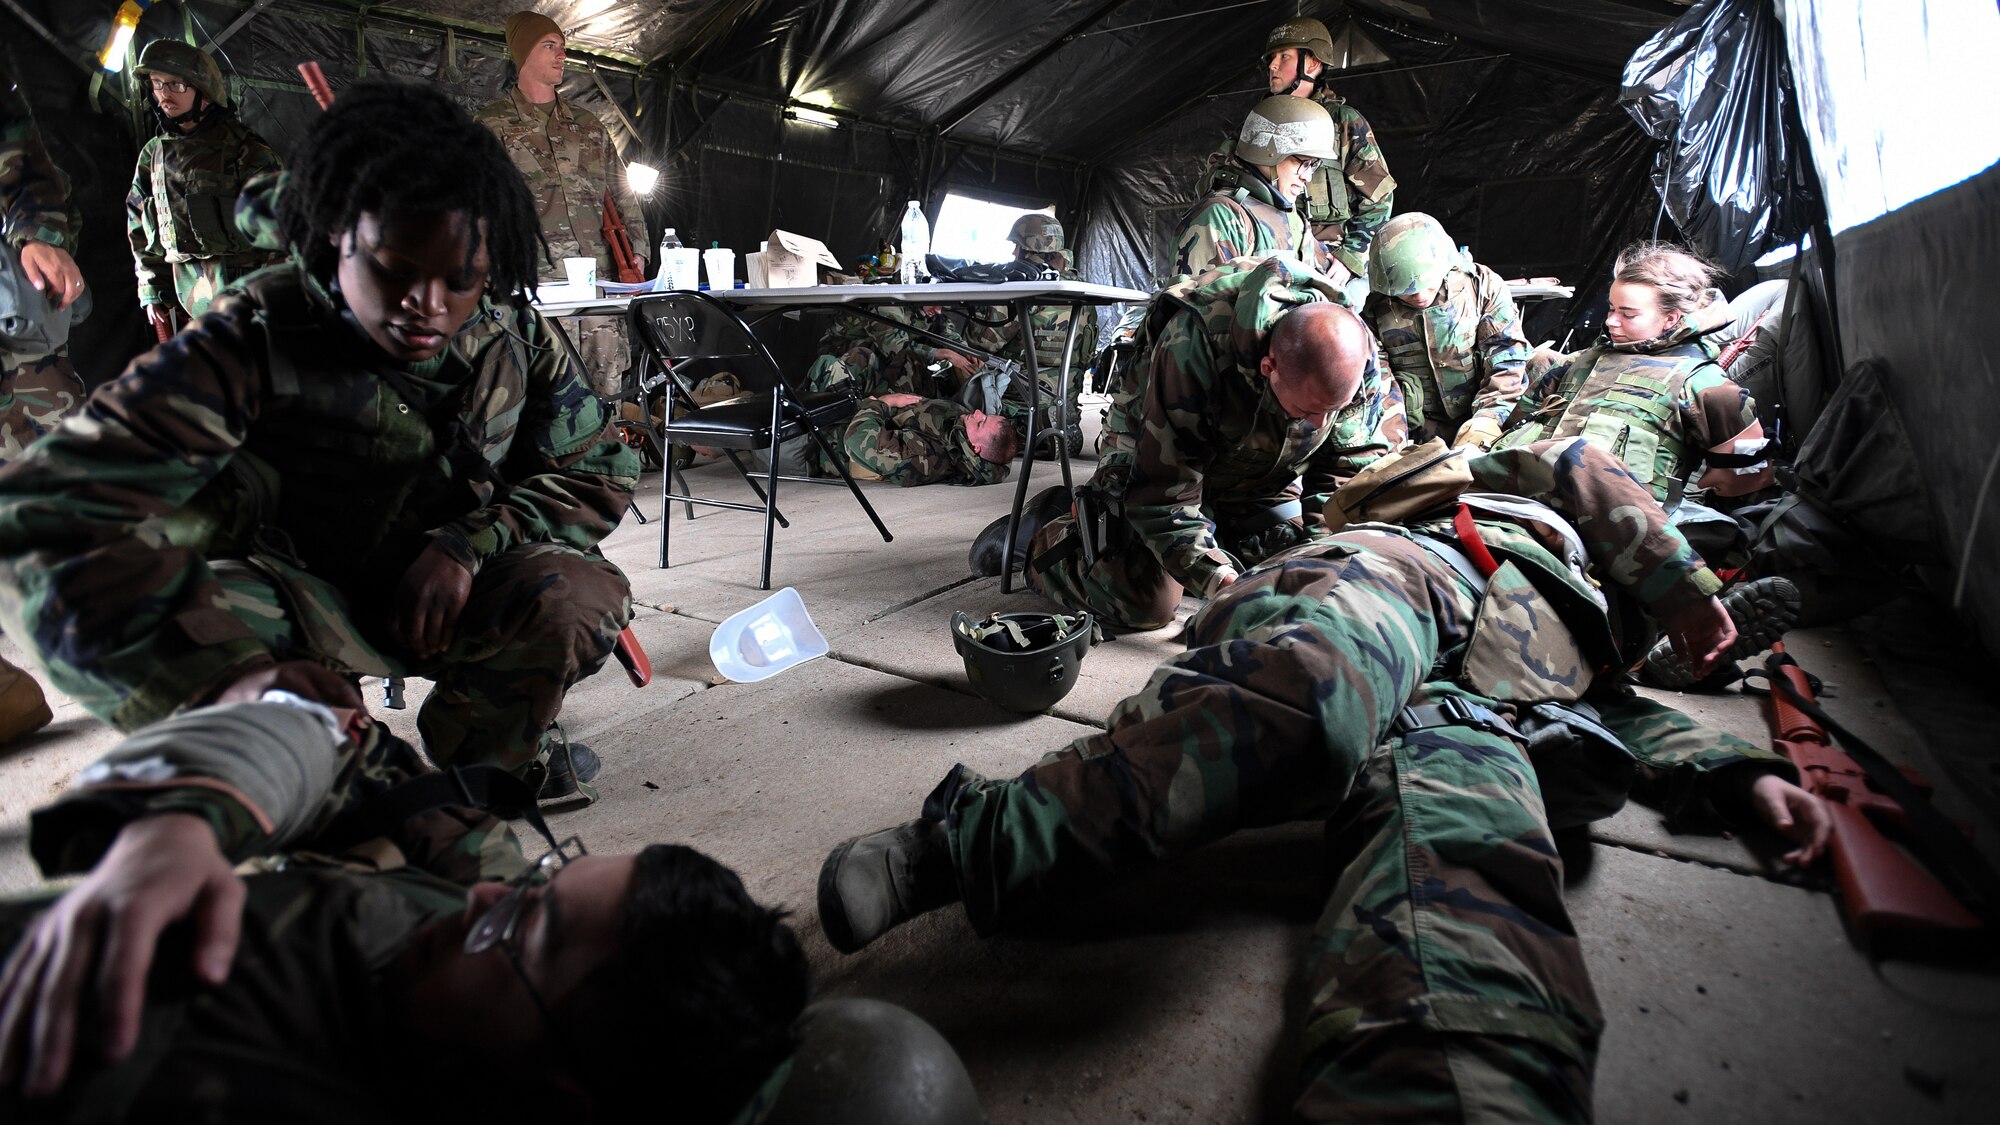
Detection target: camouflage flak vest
<box><xmin>1494</xmin><ymin>344</ymin><xmax>1702</xmax><ymax>501</ymax></box>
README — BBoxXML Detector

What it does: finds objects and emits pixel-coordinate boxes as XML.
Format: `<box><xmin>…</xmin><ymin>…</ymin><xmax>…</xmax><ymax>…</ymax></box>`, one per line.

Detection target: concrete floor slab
<box><xmin>5</xmin><ymin>452</ymin><xmax>2000</xmax><ymax>1119</ymax></box>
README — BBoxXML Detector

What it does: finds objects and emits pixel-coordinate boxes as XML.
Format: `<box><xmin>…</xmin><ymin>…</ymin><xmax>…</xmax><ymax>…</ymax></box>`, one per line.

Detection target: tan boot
<box><xmin>0</xmin><ymin>653</ymin><xmax>54</xmax><ymax>743</ymax></box>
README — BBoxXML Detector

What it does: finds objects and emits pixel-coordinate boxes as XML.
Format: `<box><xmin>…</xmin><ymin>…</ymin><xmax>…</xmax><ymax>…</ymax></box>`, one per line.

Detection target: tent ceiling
<box><xmin>333</xmin><ymin>0</ymin><xmax>1687</xmax><ymax>156</ymax></box>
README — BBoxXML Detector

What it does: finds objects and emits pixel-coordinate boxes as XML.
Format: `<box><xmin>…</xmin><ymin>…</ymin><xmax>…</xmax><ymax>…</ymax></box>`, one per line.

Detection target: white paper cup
<box><xmin>562</xmin><ymin>257</ymin><xmax>597</xmax><ymax>290</ymax></box>
<box><xmin>703</xmin><ymin>247</ymin><xmax>736</xmax><ymax>290</ymax></box>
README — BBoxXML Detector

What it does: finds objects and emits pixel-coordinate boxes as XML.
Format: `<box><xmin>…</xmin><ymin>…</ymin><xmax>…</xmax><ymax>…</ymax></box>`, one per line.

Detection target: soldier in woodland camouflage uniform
<box><xmin>1025</xmin><ymin>256</ymin><xmax>1405</xmax><ymax>631</ymax></box>
<box><xmin>0</xmin><ymin>62</ymin><xmax>86</xmax><ymax>745</ymax></box>
<box><xmin>1174</xmin><ymin>96</ymin><xmax>1335</xmax><ymax>280</ymax></box>
<box><xmin>1493</xmin><ymin>241</ymin><xmax>1774</xmax><ymax>506</ymax></box>
<box><xmin>821</xmin><ymin>437</ymin><xmax>1832</xmax><ymax>1121</ymax></box>
<box><xmin>808</xmin><ymin>303</ymin><xmax>977</xmax><ymax>397</ymax></box>
<box><xmin>1364</xmin><ymin>212</ymin><xmax>1528</xmax><ymax>449</ymax></box>
<box><xmin>476</xmin><ymin>11</ymin><xmax>639</xmax><ymax>398</ymax></box>
<box><xmin>0</xmin><ymin>62</ymin><xmax>86</xmax><ymax>469</ymax></box>
<box><xmin>0</xmin><ymin>699</ymin><xmax>817</xmax><ymax>1120</ymax></box>
<box><xmin>0</xmin><ymin>82</ymin><xmax>637</xmax><ymax>797</ymax></box>
<box><xmin>956</xmin><ymin>215</ymin><xmax>1100</xmax><ymax>449</ymax></box>
<box><xmin>126</xmin><ymin>41</ymin><xmax>283</xmax><ymax>329</ymax></box>
<box><xmin>1264</xmin><ymin>17</ymin><xmax>1397</xmax><ymax>297</ymax></box>
<box><xmin>836</xmin><ymin>393</ymin><xmax>1016</xmax><ymax>487</ymax></box>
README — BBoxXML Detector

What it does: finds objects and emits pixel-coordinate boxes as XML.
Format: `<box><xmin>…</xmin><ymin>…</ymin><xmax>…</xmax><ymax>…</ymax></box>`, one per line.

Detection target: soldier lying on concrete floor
<box><xmin>0</xmin><ymin>699</ymin><xmax>980</xmax><ymax>1124</ymax></box>
<box><xmin>829</xmin><ymin>392</ymin><xmax>1020</xmax><ymax>488</ymax></box>
<box><xmin>0</xmin><ymin>80</ymin><xmax>639</xmax><ymax>801</ymax></box>
<box><xmin>825</xmin><ymin>436</ymin><xmax>1831</xmax><ymax>1122</ymax></box>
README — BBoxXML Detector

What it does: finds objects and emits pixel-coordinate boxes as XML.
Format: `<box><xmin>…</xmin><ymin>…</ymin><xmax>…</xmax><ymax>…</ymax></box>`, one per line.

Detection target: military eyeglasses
<box><xmin>148</xmin><ymin>78</ymin><xmax>192</xmax><ymax>95</ymax></box>
<box><xmin>1289</xmin><ymin>156</ymin><xmax>1323</xmax><ymax>172</ymax></box>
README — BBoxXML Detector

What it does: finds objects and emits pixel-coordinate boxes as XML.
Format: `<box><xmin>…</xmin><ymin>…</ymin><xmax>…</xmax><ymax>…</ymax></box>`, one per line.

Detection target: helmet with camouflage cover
<box><xmin>1264</xmin><ymin>17</ymin><xmax>1337</xmax><ymax>67</ymax></box>
<box><xmin>1236</xmin><ymin>95</ymin><xmax>1337</xmax><ymax>168</ymax></box>
<box><xmin>1007</xmin><ymin>213</ymin><xmax>1065</xmax><ymax>254</ymax></box>
<box><xmin>135</xmin><ymin>40</ymin><xmax>229</xmax><ymax>107</ymax></box>
<box><xmin>1368</xmin><ymin>212</ymin><xmax>1460</xmax><ymax>298</ymax></box>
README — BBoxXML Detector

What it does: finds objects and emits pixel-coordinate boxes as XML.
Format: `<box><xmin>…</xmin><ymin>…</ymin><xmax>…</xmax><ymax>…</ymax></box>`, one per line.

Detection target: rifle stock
<box><xmin>600</xmin><ymin>191</ymin><xmax>644</xmax><ymax>284</ymax></box>
<box><xmin>1767</xmin><ymin>643</ymin><xmax>1981</xmax><ymax>942</ymax></box>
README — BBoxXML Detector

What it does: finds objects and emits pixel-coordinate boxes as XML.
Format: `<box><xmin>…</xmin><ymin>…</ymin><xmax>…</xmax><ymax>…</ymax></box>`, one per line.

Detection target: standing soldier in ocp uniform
<box><xmin>1264</xmin><ymin>16</ymin><xmax>1396</xmax><ymax>303</ymax></box>
<box><xmin>477</xmin><ymin>10</ymin><xmax>639</xmax><ymax>398</ymax></box>
<box><xmin>126</xmin><ymin>40</ymin><xmax>283</xmax><ymax>334</ymax></box>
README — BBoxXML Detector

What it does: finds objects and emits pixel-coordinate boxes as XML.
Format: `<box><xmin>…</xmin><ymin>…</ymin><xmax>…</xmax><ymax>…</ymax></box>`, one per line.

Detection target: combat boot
<box><xmin>1642</xmin><ymin>575</ymin><xmax>1802</xmax><ymax>690</ymax></box>
<box><xmin>968</xmin><ymin>485</ymin><xmax>1070</xmax><ymax>577</ymax></box>
<box><xmin>529</xmin><ymin>723</ymin><xmax>602</xmax><ymax>803</ymax></box>
<box><xmin>818</xmin><ymin>817</ymin><xmax>959</xmax><ymax>954</ymax></box>
<box><xmin>0</xmin><ymin>654</ymin><xmax>54</xmax><ymax>744</ymax></box>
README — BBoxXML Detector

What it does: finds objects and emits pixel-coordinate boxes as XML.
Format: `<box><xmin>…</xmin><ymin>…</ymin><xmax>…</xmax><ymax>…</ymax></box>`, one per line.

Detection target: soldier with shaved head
<box><xmin>989</xmin><ymin>256</ymin><xmax>1404</xmax><ymax>631</ymax></box>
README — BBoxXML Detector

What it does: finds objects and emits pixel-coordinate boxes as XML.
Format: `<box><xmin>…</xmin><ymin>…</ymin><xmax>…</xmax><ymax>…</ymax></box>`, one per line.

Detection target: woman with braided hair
<box><xmin>0</xmin><ymin>79</ymin><xmax>640</xmax><ymax>802</ymax></box>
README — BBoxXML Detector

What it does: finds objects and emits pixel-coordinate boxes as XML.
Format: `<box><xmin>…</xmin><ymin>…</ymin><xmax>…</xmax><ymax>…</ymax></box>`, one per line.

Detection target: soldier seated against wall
<box><xmin>0</xmin><ymin>80</ymin><xmax>640</xmax><ymax>802</ymax></box>
<box><xmin>977</xmin><ymin>256</ymin><xmax>1404</xmax><ymax>632</ymax></box>
<box><xmin>0</xmin><ymin>700</ymin><xmax>979</xmax><ymax>1124</ymax></box>
<box><xmin>826</xmin><ymin>436</ymin><xmax>1831</xmax><ymax>1123</ymax></box>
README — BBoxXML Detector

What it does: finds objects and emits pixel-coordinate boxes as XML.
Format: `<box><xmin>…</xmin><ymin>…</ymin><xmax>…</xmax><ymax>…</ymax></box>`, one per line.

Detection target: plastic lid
<box><xmin>710</xmin><ymin>587</ymin><xmax>829</xmax><ymax>683</ymax></box>
<box><xmin>711</xmin><ymin>240</ymin><xmax>721</xmax><ymax>248</ymax></box>
<box><xmin>663</xmin><ymin>227</ymin><xmax>675</xmax><ymax>233</ymax></box>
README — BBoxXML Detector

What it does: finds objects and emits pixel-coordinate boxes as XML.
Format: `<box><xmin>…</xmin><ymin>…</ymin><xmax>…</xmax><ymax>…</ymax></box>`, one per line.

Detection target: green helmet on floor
<box><xmin>951</xmin><ymin>610</ymin><xmax>1094</xmax><ymax>714</ymax></box>
<box><xmin>1368</xmin><ymin>212</ymin><xmax>1459</xmax><ymax>299</ymax></box>
<box><xmin>1236</xmin><ymin>95</ymin><xmax>1338</xmax><ymax>168</ymax></box>
<box><xmin>135</xmin><ymin>40</ymin><xmax>229</xmax><ymax>107</ymax></box>
<box><xmin>1008</xmin><ymin>213</ymin><xmax>1065</xmax><ymax>254</ymax></box>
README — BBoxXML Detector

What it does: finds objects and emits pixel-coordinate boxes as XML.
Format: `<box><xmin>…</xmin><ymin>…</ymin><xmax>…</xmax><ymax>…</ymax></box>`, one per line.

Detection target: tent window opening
<box><xmin>1786</xmin><ymin>0</ymin><xmax>2000</xmax><ymax>235</ymax></box>
<box><xmin>931</xmin><ymin>194</ymin><xmax>1054</xmax><ymax>264</ymax></box>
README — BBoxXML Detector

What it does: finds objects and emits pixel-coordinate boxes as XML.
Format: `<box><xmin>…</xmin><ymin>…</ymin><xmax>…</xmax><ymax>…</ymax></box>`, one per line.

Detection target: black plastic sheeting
<box><xmin>1619</xmin><ymin>0</ymin><xmax>1820</xmax><ymax>272</ymax></box>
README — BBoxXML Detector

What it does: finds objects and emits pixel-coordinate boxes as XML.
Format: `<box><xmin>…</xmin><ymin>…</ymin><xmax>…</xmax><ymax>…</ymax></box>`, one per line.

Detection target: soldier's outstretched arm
<box><xmin>1462</xmin><ymin>264</ymin><xmax>1530</xmax><ymax>435</ymax></box>
<box><xmin>425</xmin><ymin>307</ymin><xmax>641</xmax><ymax>570</ymax></box>
<box><xmin>1122</xmin><ymin>317</ymin><xmax>1235</xmax><ymax>596</ymax></box>
<box><xmin>0</xmin><ymin>306</ymin><xmax>281</xmax><ymax>730</ymax></box>
<box><xmin>0</xmin><ymin>70</ymin><xmax>74</xmax><ymax>254</ymax></box>
<box><xmin>125</xmin><ymin>145</ymin><xmax>172</xmax><ymax>312</ymax></box>
<box><xmin>1466</xmin><ymin>436</ymin><xmax>1722</xmax><ymax>614</ymax></box>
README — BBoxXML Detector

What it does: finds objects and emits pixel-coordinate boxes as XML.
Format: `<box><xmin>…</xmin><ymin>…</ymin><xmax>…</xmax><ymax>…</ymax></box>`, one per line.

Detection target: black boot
<box><xmin>968</xmin><ymin>485</ymin><xmax>1071</xmax><ymax>577</ymax></box>
<box><xmin>533</xmin><ymin>725</ymin><xmax>602</xmax><ymax>801</ymax></box>
<box><xmin>818</xmin><ymin>818</ymin><xmax>959</xmax><ymax>954</ymax></box>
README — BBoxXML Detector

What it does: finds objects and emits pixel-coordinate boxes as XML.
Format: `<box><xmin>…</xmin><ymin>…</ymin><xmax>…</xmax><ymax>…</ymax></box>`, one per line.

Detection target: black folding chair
<box><xmin>626</xmin><ymin>291</ymin><xmax>892</xmax><ymax>589</ymax></box>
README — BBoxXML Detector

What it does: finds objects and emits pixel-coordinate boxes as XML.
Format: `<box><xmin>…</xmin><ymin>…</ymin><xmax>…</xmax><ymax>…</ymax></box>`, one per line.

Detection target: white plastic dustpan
<box><xmin>710</xmin><ymin>587</ymin><xmax>829</xmax><ymax>682</ymax></box>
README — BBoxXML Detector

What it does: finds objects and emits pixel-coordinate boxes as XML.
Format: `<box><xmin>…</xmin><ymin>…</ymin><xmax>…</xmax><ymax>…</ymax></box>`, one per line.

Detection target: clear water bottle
<box><xmin>898</xmin><ymin>200</ymin><xmax>930</xmax><ymax>285</ymax></box>
<box><xmin>657</xmin><ymin>227</ymin><xmax>682</xmax><ymax>271</ymax></box>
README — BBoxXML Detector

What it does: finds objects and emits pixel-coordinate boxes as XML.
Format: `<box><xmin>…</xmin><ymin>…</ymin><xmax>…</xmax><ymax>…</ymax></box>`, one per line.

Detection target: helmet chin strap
<box><xmin>152</xmin><ymin>94</ymin><xmax>220</xmax><ymax>132</ymax></box>
<box><xmin>1268</xmin><ymin>54</ymin><xmax>1327</xmax><ymax>98</ymax></box>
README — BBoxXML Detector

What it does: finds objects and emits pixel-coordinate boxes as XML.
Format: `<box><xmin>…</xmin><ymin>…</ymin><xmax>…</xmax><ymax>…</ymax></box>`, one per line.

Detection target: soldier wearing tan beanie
<box><xmin>478</xmin><ymin>11</ymin><xmax>639</xmax><ymax>397</ymax></box>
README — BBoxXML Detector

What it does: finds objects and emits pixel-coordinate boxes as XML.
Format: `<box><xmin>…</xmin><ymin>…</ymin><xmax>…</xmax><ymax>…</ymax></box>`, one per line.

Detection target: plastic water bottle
<box><xmin>898</xmin><ymin>200</ymin><xmax>930</xmax><ymax>285</ymax></box>
<box><xmin>658</xmin><ymin>228</ymin><xmax>682</xmax><ymax>272</ymax></box>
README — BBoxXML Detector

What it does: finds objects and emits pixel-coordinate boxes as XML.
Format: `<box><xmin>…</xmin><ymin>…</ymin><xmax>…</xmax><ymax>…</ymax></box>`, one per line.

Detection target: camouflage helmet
<box><xmin>135</xmin><ymin>40</ymin><xmax>228</xmax><ymax>107</ymax></box>
<box><xmin>1236</xmin><ymin>95</ymin><xmax>1337</xmax><ymax>168</ymax></box>
<box><xmin>1264</xmin><ymin>17</ymin><xmax>1337</xmax><ymax>67</ymax></box>
<box><xmin>1368</xmin><ymin>212</ymin><xmax>1459</xmax><ymax>298</ymax></box>
<box><xmin>951</xmin><ymin>610</ymin><xmax>1094</xmax><ymax>714</ymax></box>
<box><xmin>1007</xmin><ymin>213</ymin><xmax>1065</xmax><ymax>253</ymax></box>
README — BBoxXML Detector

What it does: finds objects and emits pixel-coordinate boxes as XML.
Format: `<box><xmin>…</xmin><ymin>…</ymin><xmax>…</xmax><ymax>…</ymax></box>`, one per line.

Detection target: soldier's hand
<box><xmin>1654</xmin><ymin>595</ymin><xmax>1735</xmax><ymax>678</ymax></box>
<box><xmin>397</xmin><ymin>542</ymin><xmax>474</xmax><ymax>660</ymax></box>
<box><xmin>1750</xmin><ymin>773</ymin><xmax>1832</xmax><ymax>867</ymax></box>
<box><xmin>933</xmin><ymin>348</ymin><xmax>977</xmax><ymax>379</ymax></box>
<box><xmin>0</xmin><ymin>813</ymin><xmax>244</xmax><ymax>1096</ymax></box>
<box><xmin>1451</xmin><ymin>416</ymin><xmax>1503</xmax><ymax>451</ymax></box>
<box><xmin>19</xmin><ymin>240</ymin><xmax>84</xmax><ymax>312</ymax></box>
<box><xmin>210</xmin><ymin>659</ymin><xmax>363</xmax><ymax>711</ymax></box>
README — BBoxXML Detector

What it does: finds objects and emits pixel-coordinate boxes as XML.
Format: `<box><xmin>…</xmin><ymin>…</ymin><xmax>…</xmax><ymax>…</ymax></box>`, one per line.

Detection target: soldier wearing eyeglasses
<box><xmin>0</xmin><ymin>698</ymin><xmax>982</xmax><ymax>1123</ymax></box>
<box><xmin>1172</xmin><ymin>96</ymin><xmax>1339</xmax><ymax>281</ymax></box>
<box><xmin>125</xmin><ymin>41</ymin><xmax>282</xmax><ymax>333</ymax></box>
